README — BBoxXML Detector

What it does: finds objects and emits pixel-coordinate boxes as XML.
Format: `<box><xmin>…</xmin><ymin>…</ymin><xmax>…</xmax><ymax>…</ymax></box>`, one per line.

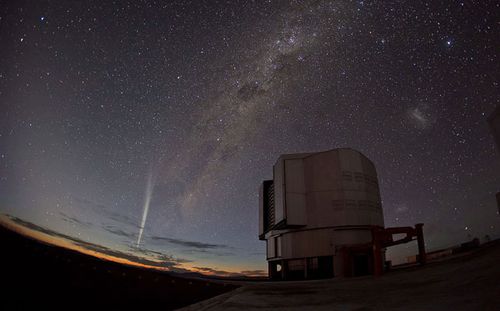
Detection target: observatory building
<box><xmin>259</xmin><ymin>148</ymin><xmax>425</xmax><ymax>280</ymax></box>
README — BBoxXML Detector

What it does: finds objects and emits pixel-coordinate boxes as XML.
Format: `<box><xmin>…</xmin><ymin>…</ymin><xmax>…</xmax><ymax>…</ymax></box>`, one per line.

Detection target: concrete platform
<box><xmin>182</xmin><ymin>241</ymin><xmax>500</xmax><ymax>310</ymax></box>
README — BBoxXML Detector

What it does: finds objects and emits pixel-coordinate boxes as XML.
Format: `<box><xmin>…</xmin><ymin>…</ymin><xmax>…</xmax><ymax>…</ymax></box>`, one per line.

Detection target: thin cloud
<box><xmin>150</xmin><ymin>236</ymin><xmax>231</xmax><ymax>250</ymax></box>
<box><xmin>74</xmin><ymin>196</ymin><xmax>140</xmax><ymax>229</ymax></box>
<box><xmin>103</xmin><ymin>225</ymin><xmax>136</xmax><ymax>239</ymax></box>
<box><xmin>4</xmin><ymin>215</ymin><xmax>191</xmax><ymax>271</ymax></box>
<box><xmin>58</xmin><ymin>211</ymin><xmax>94</xmax><ymax>228</ymax></box>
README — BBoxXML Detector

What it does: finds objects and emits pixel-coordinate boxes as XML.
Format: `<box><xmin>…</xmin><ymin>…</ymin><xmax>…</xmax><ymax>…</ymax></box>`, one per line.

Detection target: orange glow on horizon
<box><xmin>0</xmin><ymin>215</ymin><xmax>170</xmax><ymax>271</ymax></box>
<box><xmin>0</xmin><ymin>215</ymin><xmax>262</xmax><ymax>277</ymax></box>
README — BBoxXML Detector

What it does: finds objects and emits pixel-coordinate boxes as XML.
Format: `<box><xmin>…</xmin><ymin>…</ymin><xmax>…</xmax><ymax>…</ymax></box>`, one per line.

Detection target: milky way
<box><xmin>1</xmin><ymin>1</ymin><xmax>499</xmax><ymax>273</ymax></box>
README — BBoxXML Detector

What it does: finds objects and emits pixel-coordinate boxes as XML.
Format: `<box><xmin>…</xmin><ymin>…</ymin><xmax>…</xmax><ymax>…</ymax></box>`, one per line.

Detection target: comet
<box><xmin>136</xmin><ymin>169</ymin><xmax>155</xmax><ymax>247</ymax></box>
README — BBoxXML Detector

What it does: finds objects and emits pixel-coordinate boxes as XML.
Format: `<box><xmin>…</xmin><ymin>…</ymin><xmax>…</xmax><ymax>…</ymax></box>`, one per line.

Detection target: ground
<box><xmin>0</xmin><ymin>225</ymin><xmax>237</xmax><ymax>309</ymax></box>
<box><xmin>182</xmin><ymin>241</ymin><xmax>500</xmax><ymax>310</ymax></box>
<box><xmin>2</xmin><ymin>221</ymin><xmax>499</xmax><ymax>310</ymax></box>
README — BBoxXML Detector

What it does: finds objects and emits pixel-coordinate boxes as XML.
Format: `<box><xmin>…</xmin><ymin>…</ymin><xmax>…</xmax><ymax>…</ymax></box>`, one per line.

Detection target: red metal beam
<box><xmin>371</xmin><ymin>224</ymin><xmax>426</xmax><ymax>276</ymax></box>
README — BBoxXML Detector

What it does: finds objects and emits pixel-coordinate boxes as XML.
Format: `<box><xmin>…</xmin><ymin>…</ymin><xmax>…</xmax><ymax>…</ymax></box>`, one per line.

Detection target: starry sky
<box><xmin>1</xmin><ymin>0</ymin><xmax>499</xmax><ymax>274</ymax></box>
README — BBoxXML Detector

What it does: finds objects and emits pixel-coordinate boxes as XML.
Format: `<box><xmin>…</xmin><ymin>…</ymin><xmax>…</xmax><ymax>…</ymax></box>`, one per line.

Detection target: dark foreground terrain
<box><xmin>183</xmin><ymin>240</ymin><xmax>500</xmax><ymax>310</ymax></box>
<box><xmin>2</xmin><ymin>222</ymin><xmax>499</xmax><ymax>311</ymax></box>
<box><xmin>0</xmin><ymin>225</ymin><xmax>237</xmax><ymax>309</ymax></box>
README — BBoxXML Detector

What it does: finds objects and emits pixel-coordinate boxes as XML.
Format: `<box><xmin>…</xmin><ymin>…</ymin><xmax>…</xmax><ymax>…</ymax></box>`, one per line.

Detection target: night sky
<box><xmin>1</xmin><ymin>1</ymin><xmax>499</xmax><ymax>275</ymax></box>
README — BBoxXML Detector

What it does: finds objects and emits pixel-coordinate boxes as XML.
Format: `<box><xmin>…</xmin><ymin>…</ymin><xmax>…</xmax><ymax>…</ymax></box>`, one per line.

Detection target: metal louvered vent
<box><xmin>263</xmin><ymin>180</ymin><xmax>275</xmax><ymax>232</ymax></box>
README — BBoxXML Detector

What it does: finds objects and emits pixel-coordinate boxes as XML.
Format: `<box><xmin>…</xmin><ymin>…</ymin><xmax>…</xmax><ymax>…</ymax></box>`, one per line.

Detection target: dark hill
<box><xmin>0</xmin><ymin>224</ymin><xmax>237</xmax><ymax>309</ymax></box>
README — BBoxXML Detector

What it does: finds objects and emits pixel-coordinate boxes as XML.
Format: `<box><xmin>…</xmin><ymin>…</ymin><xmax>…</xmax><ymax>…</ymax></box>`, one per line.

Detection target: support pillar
<box><xmin>415</xmin><ymin>223</ymin><xmax>426</xmax><ymax>265</ymax></box>
<box><xmin>372</xmin><ymin>227</ymin><xmax>383</xmax><ymax>277</ymax></box>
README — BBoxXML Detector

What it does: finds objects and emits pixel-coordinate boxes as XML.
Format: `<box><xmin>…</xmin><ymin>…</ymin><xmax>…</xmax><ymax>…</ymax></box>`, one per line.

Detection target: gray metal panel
<box><xmin>273</xmin><ymin>158</ymin><xmax>286</xmax><ymax>224</ymax></box>
<box><xmin>279</xmin><ymin>228</ymin><xmax>373</xmax><ymax>260</ymax></box>
<box><xmin>267</xmin><ymin>236</ymin><xmax>276</xmax><ymax>259</ymax></box>
<box><xmin>259</xmin><ymin>182</ymin><xmax>264</xmax><ymax>236</ymax></box>
<box><xmin>304</xmin><ymin>149</ymin><xmax>341</xmax><ymax>192</ymax></box>
<box><xmin>284</xmin><ymin>158</ymin><xmax>307</xmax><ymax>226</ymax></box>
<box><xmin>339</xmin><ymin>148</ymin><xmax>363</xmax><ymax>172</ymax></box>
<box><xmin>284</xmin><ymin>229</ymin><xmax>336</xmax><ymax>258</ymax></box>
<box><xmin>276</xmin><ymin>236</ymin><xmax>282</xmax><ymax>257</ymax></box>
<box><xmin>302</xmin><ymin>149</ymin><xmax>384</xmax><ymax>228</ymax></box>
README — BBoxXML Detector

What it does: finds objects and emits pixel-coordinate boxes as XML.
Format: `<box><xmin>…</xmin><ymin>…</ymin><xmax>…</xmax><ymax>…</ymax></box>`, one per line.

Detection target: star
<box><xmin>0</xmin><ymin>0</ymin><xmax>498</xmax><ymax>276</ymax></box>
